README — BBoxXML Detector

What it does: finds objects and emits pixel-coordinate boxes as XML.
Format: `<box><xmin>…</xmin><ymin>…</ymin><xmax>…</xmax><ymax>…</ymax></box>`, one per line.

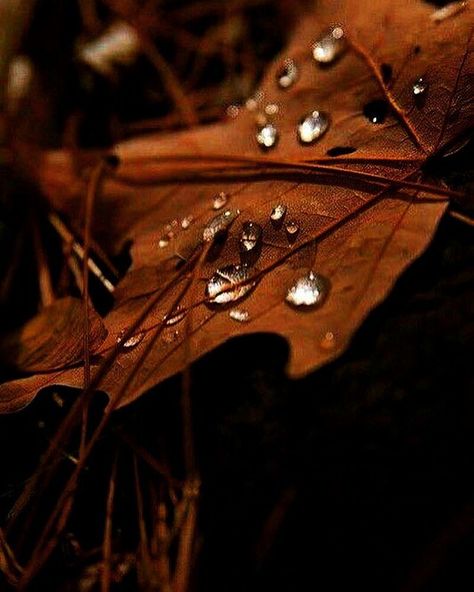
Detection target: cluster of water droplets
<box><xmin>244</xmin><ymin>18</ymin><xmax>433</xmax><ymax>151</ymax></box>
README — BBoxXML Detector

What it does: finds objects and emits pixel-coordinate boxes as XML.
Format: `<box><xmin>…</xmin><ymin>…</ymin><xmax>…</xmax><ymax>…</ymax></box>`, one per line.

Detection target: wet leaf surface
<box><xmin>1</xmin><ymin>0</ymin><xmax>473</xmax><ymax>411</ymax></box>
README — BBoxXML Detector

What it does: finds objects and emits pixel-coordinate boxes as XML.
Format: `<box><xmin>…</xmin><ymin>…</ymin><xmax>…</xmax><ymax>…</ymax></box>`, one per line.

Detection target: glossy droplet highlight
<box><xmin>206</xmin><ymin>264</ymin><xmax>257</xmax><ymax>304</ymax></box>
<box><xmin>320</xmin><ymin>331</ymin><xmax>336</xmax><ymax>350</ymax></box>
<box><xmin>240</xmin><ymin>221</ymin><xmax>262</xmax><ymax>253</ymax></box>
<box><xmin>285</xmin><ymin>220</ymin><xmax>300</xmax><ymax>240</ymax></box>
<box><xmin>286</xmin><ymin>272</ymin><xmax>328</xmax><ymax>307</ymax></box>
<box><xmin>270</xmin><ymin>204</ymin><xmax>287</xmax><ymax>222</ymax></box>
<box><xmin>229</xmin><ymin>309</ymin><xmax>250</xmax><ymax>322</ymax></box>
<box><xmin>181</xmin><ymin>215</ymin><xmax>193</xmax><ymax>229</ymax></box>
<box><xmin>312</xmin><ymin>25</ymin><xmax>346</xmax><ymax>64</ymax></box>
<box><xmin>164</xmin><ymin>306</ymin><xmax>186</xmax><ymax>326</ymax></box>
<box><xmin>430</xmin><ymin>1</ymin><xmax>467</xmax><ymax>22</ymax></box>
<box><xmin>117</xmin><ymin>329</ymin><xmax>145</xmax><ymax>349</ymax></box>
<box><xmin>277</xmin><ymin>58</ymin><xmax>298</xmax><ymax>89</ymax></box>
<box><xmin>203</xmin><ymin>209</ymin><xmax>240</xmax><ymax>242</ymax></box>
<box><xmin>264</xmin><ymin>103</ymin><xmax>279</xmax><ymax>116</ymax></box>
<box><xmin>213</xmin><ymin>191</ymin><xmax>229</xmax><ymax>210</ymax></box>
<box><xmin>158</xmin><ymin>238</ymin><xmax>169</xmax><ymax>248</ymax></box>
<box><xmin>256</xmin><ymin>123</ymin><xmax>279</xmax><ymax>149</ymax></box>
<box><xmin>412</xmin><ymin>77</ymin><xmax>427</xmax><ymax>97</ymax></box>
<box><xmin>226</xmin><ymin>104</ymin><xmax>240</xmax><ymax>118</ymax></box>
<box><xmin>363</xmin><ymin>99</ymin><xmax>389</xmax><ymax>124</ymax></box>
<box><xmin>297</xmin><ymin>111</ymin><xmax>329</xmax><ymax>144</ymax></box>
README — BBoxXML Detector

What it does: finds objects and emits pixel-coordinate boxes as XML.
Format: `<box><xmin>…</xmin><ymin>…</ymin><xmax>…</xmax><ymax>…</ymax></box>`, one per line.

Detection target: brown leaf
<box><xmin>1</xmin><ymin>0</ymin><xmax>473</xmax><ymax>412</ymax></box>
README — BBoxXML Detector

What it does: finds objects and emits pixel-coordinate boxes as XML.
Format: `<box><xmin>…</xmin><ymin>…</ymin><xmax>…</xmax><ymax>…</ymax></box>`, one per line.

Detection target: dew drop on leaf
<box><xmin>297</xmin><ymin>111</ymin><xmax>329</xmax><ymax>144</ymax></box>
<box><xmin>276</xmin><ymin>58</ymin><xmax>299</xmax><ymax>89</ymax></box>
<box><xmin>285</xmin><ymin>220</ymin><xmax>300</xmax><ymax>240</ymax></box>
<box><xmin>320</xmin><ymin>331</ymin><xmax>336</xmax><ymax>350</ymax></box>
<box><xmin>285</xmin><ymin>271</ymin><xmax>328</xmax><ymax>307</ymax></box>
<box><xmin>412</xmin><ymin>77</ymin><xmax>428</xmax><ymax>97</ymax></box>
<box><xmin>206</xmin><ymin>264</ymin><xmax>257</xmax><ymax>304</ymax></box>
<box><xmin>117</xmin><ymin>329</ymin><xmax>146</xmax><ymax>349</ymax></box>
<box><xmin>181</xmin><ymin>215</ymin><xmax>193</xmax><ymax>229</ymax></box>
<box><xmin>312</xmin><ymin>25</ymin><xmax>346</xmax><ymax>64</ymax></box>
<box><xmin>264</xmin><ymin>103</ymin><xmax>279</xmax><ymax>116</ymax></box>
<box><xmin>203</xmin><ymin>209</ymin><xmax>240</xmax><ymax>242</ymax></box>
<box><xmin>213</xmin><ymin>191</ymin><xmax>229</xmax><ymax>210</ymax></box>
<box><xmin>229</xmin><ymin>308</ymin><xmax>250</xmax><ymax>322</ymax></box>
<box><xmin>239</xmin><ymin>221</ymin><xmax>263</xmax><ymax>253</ymax></box>
<box><xmin>256</xmin><ymin>122</ymin><xmax>279</xmax><ymax>149</ymax></box>
<box><xmin>158</xmin><ymin>238</ymin><xmax>169</xmax><ymax>248</ymax></box>
<box><xmin>363</xmin><ymin>99</ymin><xmax>389</xmax><ymax>124</ymax></box>
<box><xmin>270</xmin><ymin>203</ymin><xmax>287</xmax><ymax>222</ymax></box>
<box><xmin>430</xmin><ymin>1</ymin><xmax>467</xmax><ymax>23</ymax></box>
<box><xmin>164</xmin><ymin>306</ymin><xmax>186</xmax><ymax>326</ymax></box>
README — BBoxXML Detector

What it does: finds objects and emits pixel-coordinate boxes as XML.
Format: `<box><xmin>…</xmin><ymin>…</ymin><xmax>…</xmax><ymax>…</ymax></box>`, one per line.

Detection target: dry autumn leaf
<box><xmin>1</xmin><ymin>0</ymin><xmax>473</xmax><ymax>412</ymax></box>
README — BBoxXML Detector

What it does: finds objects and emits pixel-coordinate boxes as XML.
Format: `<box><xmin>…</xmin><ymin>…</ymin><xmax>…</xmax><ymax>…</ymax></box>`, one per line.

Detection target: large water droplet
<box><xmin>240</xmin><ymin>221</ymin><xmax>263</xmax><ymax>253</ymax></box>
<box><xmin>117</xmin><ymin>329</ymin><xmax>146</xmax><ymax>349</ymax></box>
<box><xmin>285</xmin><ymin>271</ymin><xmax>328</xmax><ymax>307</ymax></box>
<box><xmin>412</xmin><ymin>77</ymin><xmax>427</xmax><ymax>97</ymax></box>
<box><xmin>312</xmin><ymin>25</ymin><xmax>346</xmax><ymax>64</ymax></box>
<box><xmin>203</xmin><ymin>209</ymin><xmax>240</xmax><ymax>242</ymax></box>
<box><xmin>213</xmin><ymin>191</ymin><xmax>228</xmax><ymax>210</ymax></box>
<box><xmin>277</xmin><ymin>58</ymin><xmax>299</xmax><ymax>89</ymax></box>
<box><xmin>363</xmin><ymin>99</ymin><xmax>389</xmax><ymax>124</ymax></box>
<box><xmin>256</xmin><ymin>123</ymin><xmax>279</xmax><ymax>150</ymax></box>
<box><xmin>206</xmin><ymin>264</ymin><xmax>257</xmax><ymax>304</ymax></box>
<box><xmin>270</xmin><ymin>204</ymin><xmax>287</xmax><ymax>222</ymax></box>
<box><xmin>229</xmin><ymin>308</ymin><xmax>250</xmax><ymax>322</ymax></box>
<box><xmin>297</xmin><ymin>111</ymin><xmax>329</xmax><ymax>144</ymax></box>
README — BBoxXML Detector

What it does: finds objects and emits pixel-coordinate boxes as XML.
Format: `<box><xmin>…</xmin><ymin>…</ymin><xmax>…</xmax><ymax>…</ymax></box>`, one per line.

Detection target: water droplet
<box><xmin>246</xmin><ymin>98</ymin><xmax>258</xmax><ymax>111</ymax></box>
<box><xmin>181</xmin><ymin>215</ymin><xmax>194</xmax><ymax>229</ymax></box>
<box><xmin>430</xmin><ymin>1</ymin><xmax>467</xmax><ymax>23</ymax></box>
<box><xmin>206</xmin><ymin>264</ymin><xmax>257</xmax><ymax>304</ymax></box>
<box><xmin>412</xmin><ymin>77</ymin><xmax>427</xmax><ymax>97</ymax></box>
<box><xmin>285</xmin><ymin>271</ymin><xmax>328</xmax><ymax>307</ymax></box>
<box><xmin>264</xmin><ymin>103</ymin><xmax>279</xmax><ymax>116</ymax></box>
<box><xmin>117</xmin><ymin>329</ymin><xmax>146</xmax><ymax>349</ymax></box>
<box><xmin>158</xmin><ymin>238</ymin><xmax>169</xmax><ymax>248</ymax></box>
<box><xmin>320</xmin><ymin>331</ymin><xmax>336</xmax><ymax>350</ymax></box>
<box><xmin>229</xmin><ymin>308</ymin><xmax>250</xmax><ymax>322</ymax></box>
<box><xmin>239</xmin><ymin>221</ymin><xmax>263</xmax><ymax>253</ymax></box>
<box><xmin>246</xmin><ymin>91</ymin><xmax>264</xmax><ymax>111</ymax></box>
<box><xmin>363</xmin><ymin>99</ymin><xmax>389</xmax><ymax>124</ymax></box>
<box><xmin>312</xmin><ymin>25</ymin><xmax>346</xmax><ymax>64</ymax></box>
<box><xmin>277</xmin><ymin>58</ymin><xmax>298</xmax><ymax>89</ymax></box>
<box><xmin>203</xmin><ymin>209</ymin><xmax>240</xmax><ymax>242</ymax></box>
<box><xmin>270</xmin><ymin>203</ymin><xmax>287</xmax><ymax>222</ymax></box>
<box><xmin>297</xmin><ymin>111</ymin><xmax>329</xmax><ymax>144</ymax></box>
<box><xmin>285</xmin><ymin>220</ymin><xmax>300</xmax><ymax>240</ymax></box>
<box><xmin>226</xmin><ymin>104</ymin><xmax>240</xmax><ymax>118</ymax></box>
<box><xmin>213</xmin><ymin>191</ymin><xmax>229</xmax><ymax>210</ymax></box>
<box><xmin>164</xmin><ymin>306</ymin><xmax>186</xmax><ymax>326</ymax></box>
<box><xmin>256</xmin><ymin>123</ymin><xmax>279</xmax><ymax>150</ymax></box>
